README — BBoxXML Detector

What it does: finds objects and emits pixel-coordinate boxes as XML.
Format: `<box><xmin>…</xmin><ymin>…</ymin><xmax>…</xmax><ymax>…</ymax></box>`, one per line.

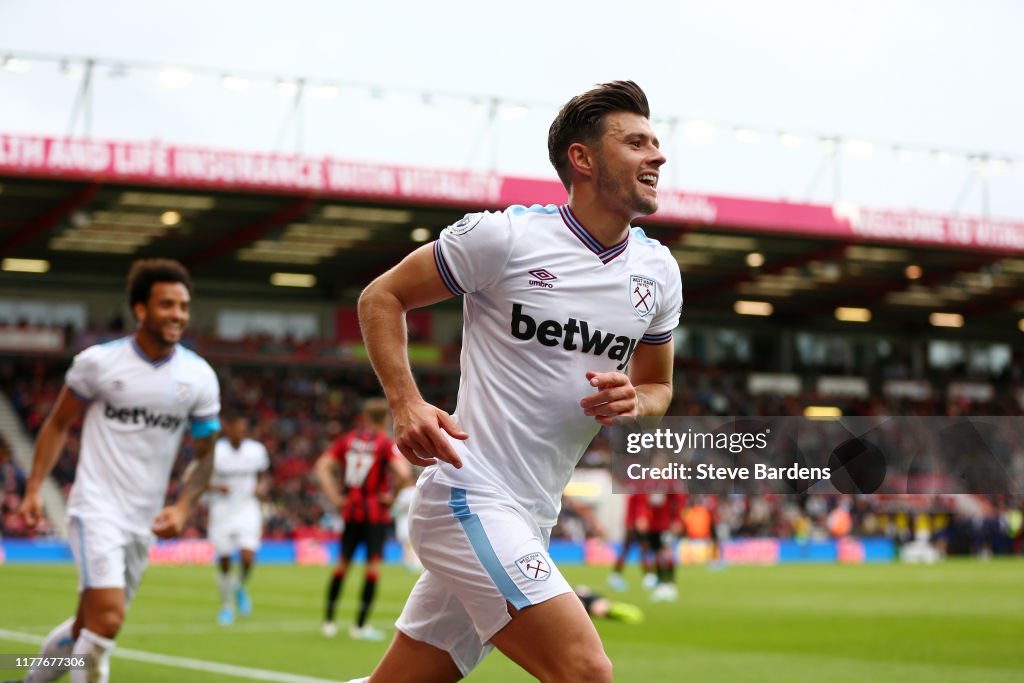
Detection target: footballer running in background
<box><xmin>205</xmin><ymin>413</ymin><xmax>270</xmax><ymax>625</ymax></box>
<box><xmin>18</xmin><ymin>259</ymin><xmax>220</xmax><ymax>683</ymax></box>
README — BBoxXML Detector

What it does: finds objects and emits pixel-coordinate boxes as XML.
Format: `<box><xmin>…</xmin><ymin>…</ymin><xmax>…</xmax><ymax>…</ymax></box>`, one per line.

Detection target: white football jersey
<box><xmin>430</xmin><ymin>204</ymin><xmax>683</xmax><ymax>527</ymax></box>
<box><xmin>65</xmin><ymin>337</ymin><xmax>221</xmax><ymax>534</ymax></box>
<box><xmin>208</xmin><ymin>437</ymin><xmax>269</xmax><ymax>527</ymax></box>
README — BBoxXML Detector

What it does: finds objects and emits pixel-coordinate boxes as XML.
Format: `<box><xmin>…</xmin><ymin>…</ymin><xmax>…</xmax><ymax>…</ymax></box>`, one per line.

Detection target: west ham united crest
<box><xmin>630</xmin><ymin>274</ymin><xmax>657</xmax><ymax>318</ymax></box>
<box><xmin>515</xmin><ymin>552</ymin><xmax>552</xmax><ymax>581</ymax></box>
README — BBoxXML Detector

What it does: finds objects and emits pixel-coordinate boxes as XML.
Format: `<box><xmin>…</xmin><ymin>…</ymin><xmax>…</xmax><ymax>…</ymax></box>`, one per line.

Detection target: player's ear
<box><xmin>132</xmin><ymin>300</ymin><xmax>147</xmax><ymax>324</ymax></box>
<box><xmin>567</xmin><ymin>142</ymin><xmax>595</xmax><ymax>180</ymax></box>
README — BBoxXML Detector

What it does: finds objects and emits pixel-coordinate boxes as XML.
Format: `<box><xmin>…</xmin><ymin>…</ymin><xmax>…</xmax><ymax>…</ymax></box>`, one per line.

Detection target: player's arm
<box><xmin>152</xmin><ymin>434</ymin><xmax>217</xmax><ymax>539</ymax></box>
<box><xmin>256</xmin><ymin>467</ymin><xmax>272</xmax><ymax>500</ymax></box>
<box><xmin>388</xmin><ymin>446</ymin><xmax>414</xmax><ymax>491</ymax></box>
<box><xmin>358</xmin><ymin>243</ymin><xmax>468</xmax><ymax>468</ymax></box>
<box><xmin>19</xmin><ymin>385</ymin><xmax>86</xmax><ymax>528</ymax></box>
<box><xmin>379</xmin><ymin>443</ymin><xmax>413</xmax><ymax>509</ymax></box>
<box><xmin>313</xmin><ymin>451</ymin><xmax>345</xmax><ymax>509</ymax></box>
<box><xmin>628</xmin><ymin>341</ymin><xmax>674</xmax><ymax>417</ymax></box>
<box><xmin>580</xmin><ymin>341</ymin><xmax>674</xmax><ymax>426</ymax></box>
<box><xmin>253</xmin><ymin>443</ymin><xmax>272</xmax><ymax>500</ymax></box>
<box><xmin>183</xmin><ymin>458</ymin><xmax>227</xmax><ymax>495</ymax></box>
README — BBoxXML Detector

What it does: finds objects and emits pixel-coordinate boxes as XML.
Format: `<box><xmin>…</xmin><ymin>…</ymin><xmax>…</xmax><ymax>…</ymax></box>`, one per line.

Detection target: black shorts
<box><xmin>624</xmin><ymin>528</ymin><xmax>647</xmax><ymax>547</ymax></box>
<box><xmin>340</xmin><ymin>521</ymin><xmax>387</xmax><ymax>561</ymax></box>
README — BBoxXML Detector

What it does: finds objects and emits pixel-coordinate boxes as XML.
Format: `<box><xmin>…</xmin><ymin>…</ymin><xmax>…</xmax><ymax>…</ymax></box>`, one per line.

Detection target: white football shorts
<box><xmin>395</xmin><ymin>469</ymin><xmax>572</xmax><ymax>676</ymax></box>
<box><xmin>208</xmin><ymin>511</ymin><xmax>263</xmax><ymax>556</ymax></box>
<box><xmin>67</xmin><ymin>514</ymin><xmax>152</xmax><ymax>604</ymax></box>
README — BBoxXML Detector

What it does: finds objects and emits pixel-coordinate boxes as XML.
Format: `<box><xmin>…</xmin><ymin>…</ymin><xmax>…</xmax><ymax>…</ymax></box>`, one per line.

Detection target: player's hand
<box><xmin>19</xmin><ymin>489</ymin><xmax>44</xmax><ymax>529</ymax></box>
<box><xmin>151</xmin><ymin>503</ymin><xmax>188</xmax><ymax>539</ymax></box>
<box><xmin>392</xmin><ymin>399</ymin><xmax>467</xmax><ymax>468</ymax></box>
<box><xmin>580</xmin><ymin>371</ymin><xmax>639</xmax><ymax>426</ymax></box>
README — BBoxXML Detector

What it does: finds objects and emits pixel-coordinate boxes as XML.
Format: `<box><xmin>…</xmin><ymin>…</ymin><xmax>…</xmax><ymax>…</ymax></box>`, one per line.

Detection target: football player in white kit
<box><xmin>207</xmin><ymin>413</ymin><xmax>270</xmax><ymax>625</ymax></box>
<box><xmin>351</xmin><ymin>81</ymin><xmax>681</xmax><ymax>682</ymax></box>
<box><xmin>18</xmin><ymin>259</ymin><xmax>220</xmax><ymax>683</ymax></box>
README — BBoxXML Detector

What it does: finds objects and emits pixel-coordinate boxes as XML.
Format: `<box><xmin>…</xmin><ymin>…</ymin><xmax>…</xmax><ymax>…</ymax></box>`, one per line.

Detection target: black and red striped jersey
<box><xmin>327</xmin><ymin>428</ymin><xmax>398</xmax><ymax>524</ymax></box>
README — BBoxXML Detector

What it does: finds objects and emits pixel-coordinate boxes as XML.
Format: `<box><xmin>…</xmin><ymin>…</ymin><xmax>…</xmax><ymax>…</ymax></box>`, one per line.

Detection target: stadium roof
<box><xmin>1</xmin><ymin>134</ymin><xmax>1022</xmax><ymax>340</ymax></box>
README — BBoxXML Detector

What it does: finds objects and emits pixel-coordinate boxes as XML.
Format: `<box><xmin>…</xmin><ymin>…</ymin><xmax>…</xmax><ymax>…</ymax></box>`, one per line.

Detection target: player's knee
<box><xmin>88</xmin><ymin>605</ymin><xmax>125</xmax><ymax>639</ymax></box>
<box><xmin>564</xmin><ymin>651</ymin><xmax>612</xmax><ymax>683</ymax></box>
<box><xmin>588</xmin><ymin>652</ymin><xmax>614</xmax><ymax>682</ymax></box>
<box><xmin>542</xmin><ymin>648</ymin><xmax>612</xmax><ymax>683</ymax></box>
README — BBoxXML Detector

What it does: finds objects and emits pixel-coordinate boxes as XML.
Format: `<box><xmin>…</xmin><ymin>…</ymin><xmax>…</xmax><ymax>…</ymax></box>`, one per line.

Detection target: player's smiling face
<box><xmin>137</xmin><ymin>281</ymin><xmax>190</xmax><ymax>347</ymax></box>
<box><xmin>593</xmin><ymin>112</ymin><xmax>666</xmax><ymax>219</ymax></box>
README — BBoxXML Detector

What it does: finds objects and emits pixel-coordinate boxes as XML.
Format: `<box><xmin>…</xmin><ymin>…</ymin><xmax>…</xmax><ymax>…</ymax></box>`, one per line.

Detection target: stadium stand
<box><xmin>2</xmin><ymin>337</ymin><xmax>1020</xmax><ymax>557</ymax></box>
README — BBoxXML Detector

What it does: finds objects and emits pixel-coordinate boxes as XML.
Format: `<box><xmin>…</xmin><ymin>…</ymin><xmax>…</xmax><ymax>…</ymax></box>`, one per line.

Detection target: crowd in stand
<box><xmin>1</xmin><ymin>354</ymin><xmax>1022</xmax><ymax>557</ymax></box>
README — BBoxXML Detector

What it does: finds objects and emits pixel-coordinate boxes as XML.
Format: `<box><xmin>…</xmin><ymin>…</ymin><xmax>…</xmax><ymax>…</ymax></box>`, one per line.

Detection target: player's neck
<box><xmin>133</xmin><ymin>329</ymin><xmax>175</xmax><ymax>362</ymax></box>
<box><xmin>566</xmin><ymin>193</ymin><xmax>631</xmax><ymax>248</ymax></box>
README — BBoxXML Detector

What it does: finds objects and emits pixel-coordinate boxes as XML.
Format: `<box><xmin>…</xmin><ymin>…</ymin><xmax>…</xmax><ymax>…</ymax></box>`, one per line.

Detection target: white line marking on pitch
<box><xmin>0</xmin><ymin>628</ymin><xmax>346</xmax><ymax>683</ymax></box>
<box><xmin>125</xmin><ymin>619</ymin><xmax>320</xmax><ymax>634</ymax></box>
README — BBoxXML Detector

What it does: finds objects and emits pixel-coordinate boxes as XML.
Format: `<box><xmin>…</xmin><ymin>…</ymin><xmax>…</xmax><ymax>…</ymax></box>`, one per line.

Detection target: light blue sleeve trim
<box><xmin>509</xmin><ymin>204</ymin><xmax>559</xmax><ymax>215</ymax></box>
<box><xmin>448</xmin><ymin>487</ymin><xmax>532</xmax><ymax>610</ymax></box>
<box><xmin>630</xmin><ymin>226</ymin><xmax>661</xmax><ymax>245</ymax></box>
<box><xmin>190</xmin><ymin>416</ymin><xmax>221</xmax><ymax>438</ymax></box>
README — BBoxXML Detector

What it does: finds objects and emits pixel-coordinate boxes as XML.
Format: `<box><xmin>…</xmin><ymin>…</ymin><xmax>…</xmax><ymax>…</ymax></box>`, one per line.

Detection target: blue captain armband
<box><xmin>190</xmin><ymin>415</ymin><xmax>220</xmax><ymax>438</ymax></box>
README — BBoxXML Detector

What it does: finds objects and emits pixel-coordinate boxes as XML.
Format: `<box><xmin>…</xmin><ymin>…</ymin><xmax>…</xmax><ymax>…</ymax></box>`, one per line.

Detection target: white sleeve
<box><xmin>193</xmin><ymin>360</ymin><xmax>224</xmax><ymax>423</ymax></box>
<box><xmin>64</xmin><ymin>346</ymin><xmax>102</xmax><ymax>402</ymax></box>
<box><xmin>641</xmin><ymin>256</ymin><xmax>683</xmax><ymax>345</ymax></box>
<box><xmin>433</xmin><ymin>210</ymin><xmax>514</xmax><ymax>295</ymax></box>
<box><xmin>258</xmin><ymin>443</ymin><xmax>270</xmax><ymax>471</ymax></box>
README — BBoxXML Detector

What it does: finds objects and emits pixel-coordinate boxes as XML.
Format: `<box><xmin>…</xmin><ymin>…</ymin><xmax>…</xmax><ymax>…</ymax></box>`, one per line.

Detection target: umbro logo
<box><xmin>528</xmin><ymin>269</ymin><xmax>557</xmax><ymax>289</ymax></box>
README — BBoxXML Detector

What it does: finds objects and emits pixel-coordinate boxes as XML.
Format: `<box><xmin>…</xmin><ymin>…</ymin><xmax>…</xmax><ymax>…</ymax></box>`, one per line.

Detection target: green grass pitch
<box><xmin>1</xmin><ymin>560</ymin><xmax>1022</xmax><ymax>681</ymax></box>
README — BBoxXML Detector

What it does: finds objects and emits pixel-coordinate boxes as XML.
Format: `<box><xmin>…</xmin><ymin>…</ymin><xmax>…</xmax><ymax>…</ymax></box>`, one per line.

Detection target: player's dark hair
<box><xmin>362</xmin><ymin>397</ymin><xmax>390</xmax><ymax>425</ymax></box>
<box><xmin>126</xmin><ymin>258</ymin><xmax>193</xmax><ymax>311</ymax></box>
<box><xmin>547</xmin><ymin>80</ymin><xmax>651</xmax><ymax>191</ymax></box>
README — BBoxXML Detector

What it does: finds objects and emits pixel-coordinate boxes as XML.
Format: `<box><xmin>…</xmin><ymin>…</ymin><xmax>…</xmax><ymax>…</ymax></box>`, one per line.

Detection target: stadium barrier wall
<box><xmin>583</xmin><ymin>537</ymin><xmax>893</xmax><ymax>565</ymax></box>
<box><xmin>0</xmin><ymin>537</ymin><xmax>894</xmax><ymax>566</ymax></box>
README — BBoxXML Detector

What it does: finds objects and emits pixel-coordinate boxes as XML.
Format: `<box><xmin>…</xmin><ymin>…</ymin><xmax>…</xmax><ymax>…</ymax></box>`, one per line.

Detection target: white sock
<box><xmin>217</xmin><ymin>569</ymin><xmax>236</xmax><ymax>609</ymax></box>
<box><xmin>69</xmin><ymin>628</ymin><xmax>115</xmax><ymax>683</ymax></box>
<box><xmin>342</xmin><ymin>678</ymin><xmax>370</xmax><ymax>683</ymax></box>
<box><xmin>22</xmin><ymin>616</ymin><xmax>75</xmax><ymax>683</ymax></box>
